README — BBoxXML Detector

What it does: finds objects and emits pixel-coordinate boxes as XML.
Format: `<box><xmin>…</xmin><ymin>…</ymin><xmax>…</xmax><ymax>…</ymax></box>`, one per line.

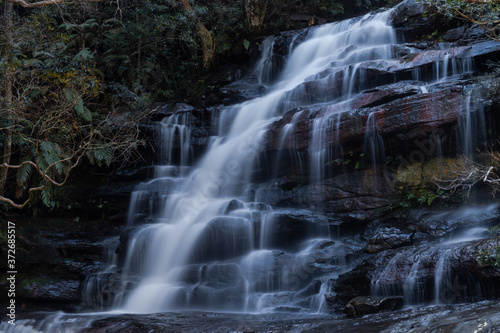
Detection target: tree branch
<box><xmin>0</xmin><ymin>185</ymin><xmax>45</xmax><ymax>209</ymax></box>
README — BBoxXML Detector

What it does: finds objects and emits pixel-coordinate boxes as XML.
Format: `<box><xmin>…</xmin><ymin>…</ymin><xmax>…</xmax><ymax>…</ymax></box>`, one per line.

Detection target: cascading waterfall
<box><xmin>109</xmin><ymin>9</ymin><xmax>398</xmax><ymax>314</ymax></box>
<box><xmin>3</xmin><ymin>3</ymin><xmax>500</xmax><ymax>333</ymax></box>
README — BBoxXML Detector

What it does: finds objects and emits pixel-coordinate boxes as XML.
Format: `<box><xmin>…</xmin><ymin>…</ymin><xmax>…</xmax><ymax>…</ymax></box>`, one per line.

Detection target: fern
<box><xmin>92</xmin><ymin>148</ymin><xmax>113</xmax><ymax>167</ymax></box>
<box><xmin>40</xmin><ymin>186</ymin><xmax>55</xmax><ymax>209</ymax></box>
<box><xmin>64</xmin><ymin>88</ymin><xmax>77</xmax><ymax>104</ymax></box>
<box><xmin>75</xmin><ymin>97</ymin><xmax>92</xmax><ymax>121</ymax></box>
<box><xmin>72</xmin><ymin>48</ymin><xmax>94</xmax><ymax>64</ymax></box>
<box><xmin>16</xmin><ymin>162</ymin><xmax>33</xmax><ymax>186</ymax></box>
<box><xmin>40</xmin><ymin>141</ymin><xmax>66</xmax><ymax>174</ymax></box>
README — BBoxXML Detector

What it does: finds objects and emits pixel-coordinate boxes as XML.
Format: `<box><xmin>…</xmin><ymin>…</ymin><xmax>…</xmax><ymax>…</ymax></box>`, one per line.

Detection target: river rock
<box><xmin>343</xmin><ymin>295</ymin><xmax>403</xmax><ymax>317</ymax></box>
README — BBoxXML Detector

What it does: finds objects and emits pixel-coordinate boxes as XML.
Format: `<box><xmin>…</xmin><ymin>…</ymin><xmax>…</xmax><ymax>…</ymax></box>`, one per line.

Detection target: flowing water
<box><xmin>2</xmin><ymin>3</ymin><xmax>496</xmax><ymax>332</ymax></box>
<box><xmin>104</xmin><ymin>9</ymin><xmax>400</xmax><ymax>315</ymax></box>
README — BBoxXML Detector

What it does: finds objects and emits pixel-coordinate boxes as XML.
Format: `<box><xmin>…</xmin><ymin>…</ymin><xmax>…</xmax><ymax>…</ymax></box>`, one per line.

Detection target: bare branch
<box><xmin>0</xmin><ymin>185</ymin><xmax>45</xmax><ymax>209</ymax></box>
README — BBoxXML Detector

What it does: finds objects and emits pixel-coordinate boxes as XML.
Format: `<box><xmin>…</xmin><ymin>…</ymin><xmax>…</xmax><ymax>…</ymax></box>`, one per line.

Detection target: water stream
<box><xmin>108</xmin><ymin>8</ymin><xmax>399</xmax><ymax>315</ymax></box>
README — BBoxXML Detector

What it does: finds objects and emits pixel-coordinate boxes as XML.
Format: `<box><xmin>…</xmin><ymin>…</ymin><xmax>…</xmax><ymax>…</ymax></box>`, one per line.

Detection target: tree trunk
<box><xmin>179</xmin><ymin>0</ymin><xmax>215</xmax><ymax>68</ymax></box>
<box><xmin>0</xmin><ymin>1</ymin><xmax>14</xmax><ymax>195</ymax></box>
<box><xmin>245</xmin><ymin>0</ymin><xmax>267</xmax><ymax>29</ymax></box>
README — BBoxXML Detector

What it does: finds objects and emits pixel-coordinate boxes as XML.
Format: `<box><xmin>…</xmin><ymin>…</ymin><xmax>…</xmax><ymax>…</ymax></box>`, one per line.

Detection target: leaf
<box><xmin>40</xmin><ymin>187</ymin><xmax>55</xmax><ymax>208</ymax></box>
<box><xmin>29</xmin><ymin>88</ymin><xmax>41</xmax><ymax>99</ymax></box>
<box><xmin>72</xmin><ymin>48</ymin><xmax>94</xmax><ymax>63</ymax></box>
<box><xmin>64</xmin><ymin>88</ymin><xmax>77</xmax><ymax>103</ymax></box>
<box><xmin>39</xmin><ymin>141</ymin><xmax>66</xmax><ymax>174</ymax></box>
<box><xmin>16</xmin><ymin>162</ymin><xmax>32</xmax><ymax>186</ymax></box>
<box><xmin>82</xmin><ymin>19</ymin><xmax>98</xmax><ymax>29</ymax></box>
<box><xmin>93</xmin><ymin>148</ymin><xmax>113</xmax><ymax>166</ymax></box>
<box><xmin>75</xmin><ymin>97</ymin><xmax>92</xmax><ymax>121</ymax></box>
<box><xmin>243</xmin><ymin>39</ymin><xmax>250</xmax><ymax>50</ymax></box>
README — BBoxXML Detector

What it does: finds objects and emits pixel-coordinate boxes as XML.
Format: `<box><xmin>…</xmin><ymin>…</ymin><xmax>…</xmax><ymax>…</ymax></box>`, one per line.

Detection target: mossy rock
<box><xmin>396</xmin><ymin>157</ymin><xmax>466</xmax><ymax>187</ymax></box>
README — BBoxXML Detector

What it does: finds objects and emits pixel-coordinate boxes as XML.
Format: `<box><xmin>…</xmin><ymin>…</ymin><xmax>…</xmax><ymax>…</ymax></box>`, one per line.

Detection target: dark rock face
<box><xmin>343</xmin><ymin>295</ymin><xmax>404</xmax><ymax>317</ymax></box>
<box><xmin>19</xmin><ymin>279</ymin><xmax>81</xmax><ymax>303</ymax></box>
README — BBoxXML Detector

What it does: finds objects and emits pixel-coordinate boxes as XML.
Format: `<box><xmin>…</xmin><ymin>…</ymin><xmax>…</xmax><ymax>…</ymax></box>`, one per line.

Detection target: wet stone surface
<box><xmin>7</xmin><ymin>301</ymin><xmax>500</xmax><ymax>332</ymax></box>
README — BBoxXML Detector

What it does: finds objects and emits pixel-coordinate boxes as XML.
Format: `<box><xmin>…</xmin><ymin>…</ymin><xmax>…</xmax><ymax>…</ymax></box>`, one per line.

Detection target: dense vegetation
<box><xmin>0</xmin><ymin>0</ymin><xmax>389</xmax><ymax>210</ymax></box>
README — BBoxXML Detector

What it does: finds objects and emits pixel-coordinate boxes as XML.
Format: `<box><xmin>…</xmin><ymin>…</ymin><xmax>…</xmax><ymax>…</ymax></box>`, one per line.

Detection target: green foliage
<box><xmin>420</xmin><ymin>0</ymin><xmax>500</xmax><ymax>40</ymax></box>
<box><xmin>0</xmin><ymin>3</ymin><xmax>152</xmax><ymax>209</ymax></box>
<box><xmin>399</xmin><ymin>188</ymin><xmax>444</xmax><ymax>208</ymax></box>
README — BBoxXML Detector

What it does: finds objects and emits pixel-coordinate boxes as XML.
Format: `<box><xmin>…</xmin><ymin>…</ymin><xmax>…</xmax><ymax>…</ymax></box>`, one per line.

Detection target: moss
<box><xmin>396</xmin><ymin>157</ymin><xmax>466</xmax><ymax>187</ymax></box>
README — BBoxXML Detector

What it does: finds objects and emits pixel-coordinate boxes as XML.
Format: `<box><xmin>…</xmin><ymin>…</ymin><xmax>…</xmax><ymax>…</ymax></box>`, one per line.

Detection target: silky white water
<box><xmin>113</xmin><ymin>9</ymin><xmax>398</xmax><ymax>314</ymax></box>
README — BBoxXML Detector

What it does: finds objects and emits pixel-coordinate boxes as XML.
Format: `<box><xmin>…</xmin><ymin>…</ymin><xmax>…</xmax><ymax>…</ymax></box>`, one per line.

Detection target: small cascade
<box><xmin>411</xmin><ymin>51</ymin><xmax>474</xmax><ymax>83</ymax></box>
<box><xmin>433</xmin><ymin>248</ymin><xmax>452</xmax><ymax>304</ymax></box>
<box><xmin>81</xmin><ymin>237</ymin><xmax>121</xmax><ymax>310</ymax></box>
<box><xmin>371</xmin><ymin>205</ymin><xmax>498</xmax><ymax>306</ymax></box>
<box><xmin>363</xmin><ymin>112</ymin><xmax>385</xmax><ymax>171</ymax></box>
<box><xmin>158</xmin><ymin>112</ymin><xmax>192</xmax><ymax>169</ymax></box>
<box><xmin>253</xmin><ymin>36</ymin><xmax>277</xmax><ymax>85</ymax></box>
<box><xmin>273</xmin><ymin>110</ymin><xmax>309</xmax><ymax>177</ymax></box>
<box><xmin>458</xmin><ymin>87</ymin><xmax>488</xmax><ymax>157</ymax></box>
<box><xmin>309</xmin><ymin>112</ymin><xmax>343</xmax><ymax>184</ymax></box>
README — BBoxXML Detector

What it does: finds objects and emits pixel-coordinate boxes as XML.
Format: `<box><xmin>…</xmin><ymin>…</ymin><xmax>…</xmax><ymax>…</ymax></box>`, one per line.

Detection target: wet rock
<box><xmin>11</xmin><ymin>300</ymin><xmax>500</xmax><ymax>332</ymax></box>
<box><xmin>190</xmin><ymin>217</ymin><xmax>252</xmax><ymax>263</ymax></box>
<box><xmin>364</xmin><ymin>227</ymin><xmax>414</xmax><ymax>254</ymax></box>
<box><xmin>220</xmin><ymin>81</ymin><xmax>269</xmax><ymax>104</ymax></box>
<box><xmin>83</xmin><ymin>271</ymin><xmax>130</xmax><ymax>310</ymax></box>
<box><xmin>444</xmin><ymin>25</ymin><xmax>468</xmax><ymax>42</ymax></box>
<box><xmin>358</xmin><ymin>41</ymin><xmax>500</xmax><ymax>77</ymax></box>
<box><xmin>154</xmin><ymin>102</ymin><xmax>194</xmax><ymax>120</ymax></box>
<box><xmin>223</xmin><ymin>199</ymin><xmax>245</xmax><ymax>214</ymax></box>
<box><xmin>185</xmin><ymin>263</ymin><xmax>247</xmax><ymax>309</ymax></box>
<box><xmin>292</xmin><ymin>169</ymin><xmax>394</xmax><ymax>213</ymax></box>
<box><xmin>19</xmin><ymin>279</ymin><xmax>81</xmax><ymax>303</ymax></box>
<box><xmin>262</xmin><ymin>210</ymin><xmax>330</xmax><ymax>250</ymax></box>
<box><xmin>264</xmin><ymin>87</ymin><xmax>464</xmax><ymax>153</ymax></box>
<box><xmin>206</xmin><ymin>64</ymin><xmax>243</xmax><ymax>85</ymax></box>
<box><xmin>406</xmin><ymin>204</ymin><xmax>500</xmax><ymax>238</ymax></box>
<box><xmin>390</xmin><ymin>0</ymin><xmax>425</xmax><ymax>26</ymax></box>
<box><xmin>343</xmin><ymin>295</ymin><xmax>403</xmax><ymax>317</ymax></box>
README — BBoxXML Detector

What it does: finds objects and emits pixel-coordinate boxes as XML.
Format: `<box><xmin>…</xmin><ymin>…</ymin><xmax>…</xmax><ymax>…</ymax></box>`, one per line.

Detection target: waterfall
<box><xmin>4</xmin><ymin>3</ymin><xmax>500</xmax><ymax>333</ymax></box>
<box><xmin>107</xmin><ymin>9</ymin><xmax>399</xmax><ymax>314</ymax></box>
